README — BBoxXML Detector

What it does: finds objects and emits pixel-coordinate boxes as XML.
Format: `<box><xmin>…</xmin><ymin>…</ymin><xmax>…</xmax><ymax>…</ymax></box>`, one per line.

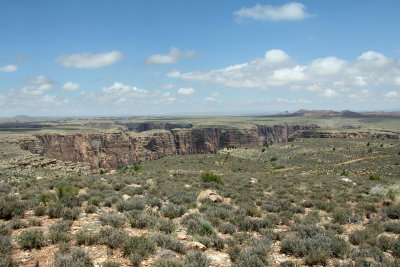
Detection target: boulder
<box><xmin>197</xmin><ymin>190</ymin><xmax>223</xmax><ymax>203</ymax></box>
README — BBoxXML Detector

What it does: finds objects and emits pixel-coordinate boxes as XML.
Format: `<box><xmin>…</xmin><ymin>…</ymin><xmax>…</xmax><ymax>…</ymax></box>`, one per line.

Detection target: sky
<box><xmin>1</xmin><ymin>0</ymin><xmax>400</xmax><ymax>117</ymax></box>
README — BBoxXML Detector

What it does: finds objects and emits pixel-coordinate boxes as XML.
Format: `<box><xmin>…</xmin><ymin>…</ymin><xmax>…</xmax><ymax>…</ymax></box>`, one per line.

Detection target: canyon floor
<box><xmin>0</xmin><ymin>115</ymin><xmax>400</xmax><ymax>266</ymax></box>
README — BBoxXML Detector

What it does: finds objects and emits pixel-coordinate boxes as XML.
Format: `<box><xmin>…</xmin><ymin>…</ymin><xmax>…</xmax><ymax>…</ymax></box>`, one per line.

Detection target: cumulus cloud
<box><xmin>56</xmin><ymin>51</ymin><xmax>124</xmax><ymax>69</ymax></box>
<box><xmin>22</xmin><ymin>75</ymin><xmax>55</xmax><ymax>95</ymax></box>
<box><xmin>159</xmin><ymin>84</ymin><xmax>176</xmax><ymax>90</ymax></box>
<box><xmin>61</xmin><ymin>82</ymin><xmax>80</xmax><ymax>91</ymax></box>
<box><xmin>205</xmin><ymin>92</ymin><xmax>220</xmax><ymax>102</ymax></box>
<box><xmin>0</xmin><ymin>65</ymin><xmax>17</xmax><ymax>72</ymax></box>
<box><xmin>384</xmin><ymin>91</ymin><xmax>399</xmax><ymax>98</ymax></box>
<box><xmin>234</xmin><ymin>2</ymin><xmax>311</xmax><ymax>22</ymax></box>
<box><xmin>169</xmin><ymin>49</ymin><xmax>400</xmax><ymax>98</ymax></box>
<box><xmin>143</xmin><ymin>47</ymin><xmax>198</xmax><ymax>65</ymax></box>
<box><xmin>177</xmin><ymin>87</ymin><xmax>196</xmax><ymax>95</ymax></box>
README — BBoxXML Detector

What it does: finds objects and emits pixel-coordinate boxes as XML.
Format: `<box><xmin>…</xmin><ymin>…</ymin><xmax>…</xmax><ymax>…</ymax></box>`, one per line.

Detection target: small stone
<box><xmin>122</xmin><ymin>194</ymin><xmax>131</xmax><ymax>201</ymax></box>
<box><xmin>250</xmin><ymin>177</ymin><xmax>258</xmax><ymax>184</ymax></box>
<box><xmin>185</xmin><ymin>241</ymin><xmax>207</xmax><ymax>252</ymax></box>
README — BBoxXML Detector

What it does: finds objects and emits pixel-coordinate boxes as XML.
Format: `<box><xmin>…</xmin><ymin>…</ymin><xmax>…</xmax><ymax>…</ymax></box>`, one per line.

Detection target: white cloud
<box><xmin>349</xmin><ymin>89</ymin><xmax>369</xmax><ymax>99</ymax></box>
<box><xmin>25</xmin><ymin>75</ymin><xmax>54</xmax><ymax>84</ymax></box>
<box><xmin>101</xmin><ymin>82</ymin><xmax>149</xmax><ymax>98</ymax></box>
<box><xmin>276</xmin><ymin>98</ymin><xmax>311</xmax><ymax>104</ymax></box>
<box><xmin>143</xmin><ymin>47</ymin><xmax>198</xmax><ymax>65</ymax></box>
<box><xmin>309</xmin><ymin>57</ymin><xmax>346</xmax><ymax>76</ymax></box>
<box><xmin>234</xmin><ymin>2</ymin><xmax>311</xmax><ymax>22</ymax></box>
<box><xmin>178</xmin><ymin>87</ymin><xmax>196</xmax><ymax>95</ymax></box>
<box><xmin>322</xmin><ymin>89</ymin><xmax>339</xmax><ymax>98</ymax></box>
<box><xmin>159</xmin><ymin>84</ymin><xmax>176</xmax><ymax>90</ymax></box>
<box><xmin>265</xmin><ymin>49</ymin><xmax>290</xmax><ymax>64</ymax></box>
<box><xmin>205</xmin><ymin>92</ymin><xmax>220</xmax><ymax>102</ymax></box>
<box><xmin>56</xmin><ymin>51</ymin><xmax>124</xmax><ymax>69</ymax></box>
<box><xmin>356</xmin><ymin>51</ymin><xmax>393</xmax><ymax>71</ymax></box>
<box><xmin>169</xmin><ymin>49</ymin><xmax>400</xmax><ymax>98</ymax></box>
<box><xmin>21</xmin><ymin>75</ymin><xmax>55</xmax><ymax>95</ymax></box>
<box><xmin>0</xmin><ymin>65</ymin><xmax>17</xmax><ymax>72</ymax></box>
<box><xmin>385</xmin><ymin>91</ymin><xmax>399</xmax><ymax>98</ymax></box>
<box><xmin>61</xmin><ymin>82</ymin><xmax>80</xmax><ymax>91</ymax></box>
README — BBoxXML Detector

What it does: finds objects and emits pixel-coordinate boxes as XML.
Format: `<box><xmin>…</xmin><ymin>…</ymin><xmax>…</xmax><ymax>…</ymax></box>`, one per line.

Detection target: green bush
<box><xmin>349</xmin><ymin>229</ymin><xmax>378</xmax><ymax>246</ymax></box>
<box><xmin>384</xmin><ymin>204</ymin><xmax>400</xmax><ymax>219</ymax></box>
<box><xmin>98</xmin><ymin>213</ymin><xmax>126</xmax><ymax>228</ymax></box>
<box><xmin>369</xmin><ymin>174</ymin><xmax>384</xmax><ymax>181</ymax></box>
<box><xmin>151</xmin><ymin>233</ymin><xmax>184</xmax><ymax>253</ymax></box>
<box><xmin>0</xmin><ymin>235</ymin><xmax>13</xmax><ymax>254</ymax></box>
<box><xmin>34</xmin><ymin>205</ymin><xmax>46</xmax><ymax>216</ymax></box>
<box><xmin>153</xmin><ymin>259</ymin><xmax>184</xmax><ymax>267</ymax></box>
<box><xmin>48</xmin><ymin>220</ymin><xmax>72</xmax><ymax>244</ymax></box>
<box><xmin>17</xmin><ymin>229</ymin><xmax>44</xmax><ymax>249</ymax></box>
<box><xmin>162</xmin><ymin>204</ymin><xmax>186</xmax><ymax>219</ymax></box>
<box><xmin>157</xmin><ymin>218</ymin><xmax>176</xmax><ymax>234</ymax></box>
<box><xmin>98</xmin><ymin>227</ymin><xmax>127</xmax><ymax>249</ymax></box>
<box><xmin>201</xmin><ymin>172</ymin><xmax>223</xmax><ymax>184</ymax></box>
<box><xmin>57</xmin><ymin>184</ymin><xmax>79</xmax><ymax>199</ymax></box>
<box><xmin>126</xmin><ymin>211</ymin><xmax>157</xmax><ymax>229</ymax></box>
<box><xmin>53</xmin><ymin>248</ymin><xmax>92</xmax><ymax>267</ymax></box>
<box><xmin>122</xmin><ymin>235</ymin><xmax>156</xmax><ymax>266</ymax></box>
<box><xmin>75</xmin><ymin>228</ymin><xmax>99</xmax><ymax>246</ymax></box>
<box><xmin>185</xmin><ymin>251</ymin><xmax>211</xmax><ymax>267</ymax></box>
<box><xmin>0</xmin><ymin>196</ymin><xmax>25</xmax><ymax>220</ymax></box>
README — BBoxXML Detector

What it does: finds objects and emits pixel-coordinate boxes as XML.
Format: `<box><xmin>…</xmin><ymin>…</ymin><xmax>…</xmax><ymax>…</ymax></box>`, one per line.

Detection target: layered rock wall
<box><xmin>18</xmin><ymin>124</ymin><xmax>318</xmax><ymax>169</ymax></box>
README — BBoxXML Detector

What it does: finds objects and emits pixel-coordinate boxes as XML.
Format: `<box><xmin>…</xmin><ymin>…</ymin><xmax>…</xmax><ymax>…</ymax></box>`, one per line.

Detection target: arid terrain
<box><xmin>0</xmin><ymin>112</ymin><xmax>400</xmax><ymax>266</ymax></box>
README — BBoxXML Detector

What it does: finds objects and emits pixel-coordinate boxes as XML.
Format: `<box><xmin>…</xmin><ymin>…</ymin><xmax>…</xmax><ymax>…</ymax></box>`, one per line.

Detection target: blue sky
<box><xmin>1</xmin><ymin>0</ymin><xmax>400</xmax><ymax>116</ymax></box>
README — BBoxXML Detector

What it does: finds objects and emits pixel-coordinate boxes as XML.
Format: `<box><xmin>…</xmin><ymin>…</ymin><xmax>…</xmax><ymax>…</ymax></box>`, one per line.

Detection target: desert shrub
<box><xmin>0</xmin><ymin>235</ymin><xmax>13</xmax><ymax>254</ymax></box>
<box><xmin>116</xmin><ymin>197</ymin><xmax>146</xmax><ymax>212</ymax></box>
<box><xmin>388</xmin><ymin>186</ymin><xmax>400</xmax><ymax>200</ymax></box>
<box><xmin>281</xmin><ymin>235</ymin><xmax>349</xmax><ymax>260</ymax></box>
<box><xmin>153</xmin><ymin>259</ymin><xmax>184</xmax><ymax>267</ymax></box>
<box><xmin>126</xmin><ymin>210</ymin><xmax>157</xmax><ymax>229</ymax></box>
<box><xmin>39</xmin><ymin>192</ymin><xmax>57</xmax><ymax>204</ymax></box>
<box><xmin>98</xmin><ymin>227</ymin><xmax>127</xmax><ymax>249</ymax></box>
<box><xmin>147</xmin><ymin>197</ymin><xmax>163</xmax><ymax>208</ymax></box>
<box><xmin>98</xmin><ymin>213</ymin><xmax>126</xmax><ymax>228</ymax></box>
<box><xmin>341</xmin><ymin>169</ymin><xmax>350</xmax><ymax>176</ymax></box>
<box><xmin>378</xmin><ymin>235</ymin><xmax>395</xmax><ymax>251</ymax></box>
<box><xmin>350</xmin><ymin>246</ymin><xmax>384</xmax><ymax>262</ymax></box>
<box><xmin>279</xmin><ymin>261</ymin><xmax>299</xmax><ymax>267</ymax></box>
<box><xmin>185</xmin><ymin>251</ymin><xmax>211</xmax><ymax>267</ymax></box>
<box><xmin>59</xmin><ymin>195</ymin><xmax>84</xmax><ymax>208</ymax></box>
<box><xmin>392</xmin><ymin>238</ymin><xmax>400</xmax><ymax>257</ymax></box>
<box><xmin>157</xmin><ymin>218</ymin><xmax>176</xmax><ymax>234</ymax></box>
<box><xmin>17</xmin><ymin>229</ymin><xmax>44</xmax><ymax>249</ymax></box>
<box><xmin>88</xmin><ymin>196</ymin><xmax>102</xmax><ymax>206</ymax></box>
<box><xmin>218</xmin><ymin>222</ymin><xmax>236</xmax><ymax>235</ymax></box>
<box><xmin>85</xmin><ymin>205</ymin><xmax>97</xmax><ymax>214</ymax></box>
<box><xmin>369</xmin><ymin>174</ymin><xmax>385</xmax><ymax>181</ymax></box>
<box><xmin>384</xmin><ymin>204</ymin><xmax>400</xmax><ymax>219</ymax></box>
<box><xmin>75</xmin><ymin>228</ymin><xmax>99</xmax><ymax>246</ymax></box>
<box><xmin>332</xmin><ymin>208</ymin><xmax>353</xmax><ymax>224</ymax></box>
<box><xmin>295</xmin><ymin>223</ymin><xmax>325</xmax><ymax>238</ymax></box>
<box><xmin>0</xmin><ymin>255</ymin><xmax>17</xmax><ymax>267</ymax></box>
<box><xmin>229</xmin><ymin>237</ymin><xmax>270</xmax><ymax>266</ymax></box>
<box><xmin>53</xmin><ymin>248</ymin><xmax>92</xmax><ymax>267</ymax></box>
<box><xmin>197</xmin><ymin>235</ymin><xmax>225</xmax><ymax>251</ymax></box>
<box><xmin>48</xmin><ymin>220</ymin><xmax>72</xmax><ymax>244</ymax></box>
<box><xmin>162</xmin><ymin>204</ymin><xmax>186</xmax><ymax>219</ymax></box>
<box><xmin>47</xmin><ymin>202</ymin><xmax>64</xmax><ymax>218</ymax></box>
<box><xmin>270</xmin><ymin>157</ymin><xmax>278</xmax><ymax>162</ymax></box>
<box><xmin>349</xmin><ymin>229</ymin><xmax>378</xmax><ymax>246</ymax></box>
<box><xmin>384</xmin><ymin>222</ymin><xmax>400</xmax><ymax>233</ymax></box>
<box><xmin>62</xmin><ymin>207</ymin><xmax>81</xmax><ymax>221</ymax></box>
<box><xmin>324</xmin><ymin>223</ymin><xmax>345</xmax><ymax>235</ymax></box>
<box><xmin>122</xmin><ymin>235</ymin><xmax>156</xmax><ymax>266</ymax></box>
<box><xmin>102</xmin><ymin>262</ymin><xmax>120</xmax><ymax>267</ymax></box>
<box><xmin>201</xmin><ymin>172</ymin><xmax>223</xmax><ymax>184</ymax></box>
<box><xmin>0</xmin><ymin>196</ymin><xmax>25</xmax><ymax>220</ymax></box>
<box><xmin>0</xmin><ymin>223</ymin><xmax>11</xmax><ymax>236</ymax></box>
<box><xmin>9</xmin><ymin>218</ymin><xmax>27</xmax><ymax>230</ymax></box>
<box><xmin>57</xmin><ymin>184</ymin><xmax>79</xmax><ymax>199</ymax></box>
<box><xmin>34</xmin><ymin>205</ymin><xmax>46</xmax><ymax>216</ymax></box>
<box><xmin>151</xmin><ymin>233</ymin><xmax>184</xmax><ymax>253</ymax></box>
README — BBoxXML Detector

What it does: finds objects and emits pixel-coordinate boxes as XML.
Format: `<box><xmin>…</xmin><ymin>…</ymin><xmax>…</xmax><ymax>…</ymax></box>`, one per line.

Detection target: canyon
<box><xmin>17</xmin><ymin>124</ymin><xmax>318</xmax><ymax>169</ymax></box>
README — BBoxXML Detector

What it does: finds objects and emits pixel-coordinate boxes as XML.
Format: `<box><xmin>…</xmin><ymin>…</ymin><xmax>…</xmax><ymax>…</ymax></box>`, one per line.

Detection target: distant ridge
<box><xmin>266</xmin><ymin>109</ymin><xmax>400</xmax><ymax>118</ymax></box>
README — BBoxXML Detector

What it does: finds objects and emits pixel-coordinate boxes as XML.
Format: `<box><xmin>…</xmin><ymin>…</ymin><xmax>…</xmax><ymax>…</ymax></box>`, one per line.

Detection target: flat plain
<box><xmin>0</xmin><ymin>115</ymin><xmax>400</xmax><ymax>266</ymax></box>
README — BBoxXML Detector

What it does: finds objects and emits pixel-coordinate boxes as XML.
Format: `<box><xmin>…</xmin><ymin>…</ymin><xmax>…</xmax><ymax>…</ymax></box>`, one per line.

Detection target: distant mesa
<box><xmin>13</xmin><ymin>115</ymin><xmax>30</xmax><ymax>119</ymax></box>
<box><xmin>268</xmin><ymin>109</ymin><xmax>400</xmax><ymax>118</ymax></box>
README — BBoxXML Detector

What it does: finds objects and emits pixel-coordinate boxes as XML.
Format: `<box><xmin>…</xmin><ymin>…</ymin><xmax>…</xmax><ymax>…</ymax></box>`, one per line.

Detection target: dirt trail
<box><xmin>336</xmin><ymin>155</ymin><xmax>391</xmax><ymax>166</ymax></box>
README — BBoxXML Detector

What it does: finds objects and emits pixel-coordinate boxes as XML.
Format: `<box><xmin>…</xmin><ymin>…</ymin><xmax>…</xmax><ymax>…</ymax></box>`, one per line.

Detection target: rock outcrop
<box><xmin>292</xmin><ymin>130</ymin><xmax>400</xmax><ymax>139</ymax></box>
<box><xmin>17</xmin><ymin>124</ymin><xmax>318</xmax><ymax>169</ymax></box>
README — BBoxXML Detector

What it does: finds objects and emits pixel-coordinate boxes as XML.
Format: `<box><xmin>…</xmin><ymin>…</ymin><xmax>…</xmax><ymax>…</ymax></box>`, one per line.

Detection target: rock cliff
<box><xmin>17</xmin><ymin>124</ymin><xmax>317</xmax><ymax>169</ymax></box>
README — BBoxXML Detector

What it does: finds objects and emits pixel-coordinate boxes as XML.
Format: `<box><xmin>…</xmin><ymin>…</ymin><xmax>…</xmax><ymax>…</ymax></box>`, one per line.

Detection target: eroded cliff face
<box><xmin>17</xmin><ymin>124</ymin><xmax>318</xmax><ymax>169</ymax></box>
